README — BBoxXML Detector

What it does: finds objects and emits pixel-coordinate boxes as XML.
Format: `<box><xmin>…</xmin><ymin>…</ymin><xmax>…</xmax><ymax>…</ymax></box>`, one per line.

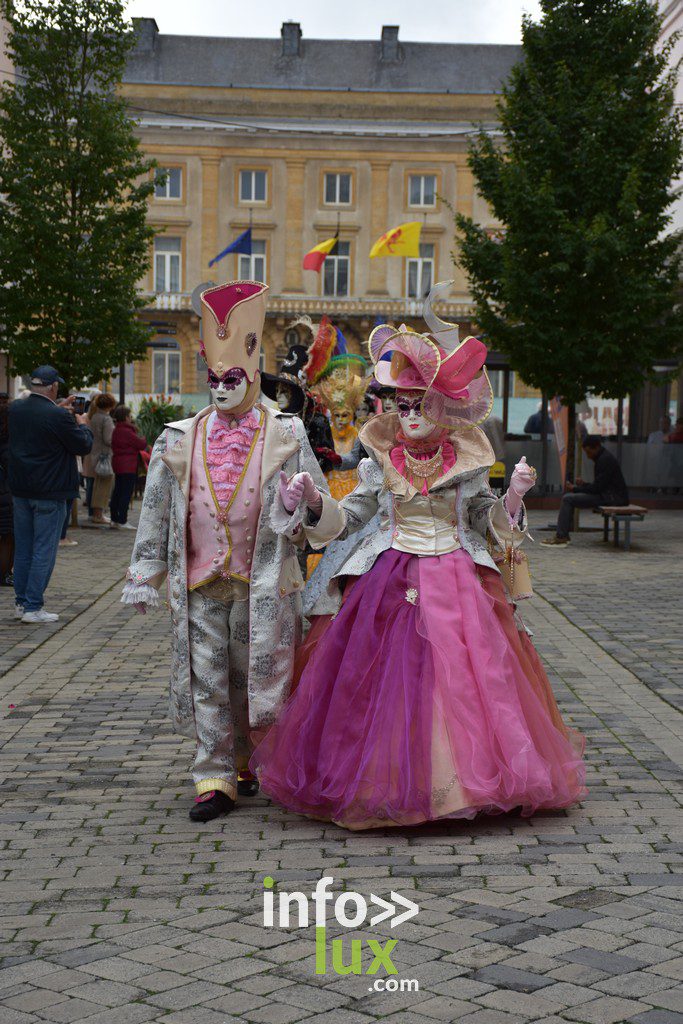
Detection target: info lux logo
<box><xmin>262</xmin><ymin>875</ymin><xmax>420</xmax><ymax>978</ymax></box>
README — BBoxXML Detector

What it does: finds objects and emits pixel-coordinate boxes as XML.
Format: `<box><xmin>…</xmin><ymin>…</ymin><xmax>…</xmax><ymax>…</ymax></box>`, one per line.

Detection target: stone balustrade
<box><xmin>139</xmin><ymin>290</ymin><xmax>476</xmax><ymax>319</ymax></box>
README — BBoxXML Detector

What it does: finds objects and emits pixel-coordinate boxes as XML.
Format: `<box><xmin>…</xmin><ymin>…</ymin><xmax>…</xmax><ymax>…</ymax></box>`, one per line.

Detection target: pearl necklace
<box><xmin>403</xmin><ymin>445</ymin><xmax>444</xmax><ymax>482</ymax></box>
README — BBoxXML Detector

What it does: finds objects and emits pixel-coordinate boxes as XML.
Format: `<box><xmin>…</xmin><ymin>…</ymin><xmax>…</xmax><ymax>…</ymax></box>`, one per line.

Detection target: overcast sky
<box><xmin>123</xmin><ymin>0</ymin><xmax>543</xmax><ymax>45</ymax></box>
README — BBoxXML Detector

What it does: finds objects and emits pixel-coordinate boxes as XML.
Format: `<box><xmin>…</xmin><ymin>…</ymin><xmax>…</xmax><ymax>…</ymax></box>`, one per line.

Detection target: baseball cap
<box><xmin>30</xmin><ymin>365</ymin><xmax>65</xmax><ymax>386</ymax></box>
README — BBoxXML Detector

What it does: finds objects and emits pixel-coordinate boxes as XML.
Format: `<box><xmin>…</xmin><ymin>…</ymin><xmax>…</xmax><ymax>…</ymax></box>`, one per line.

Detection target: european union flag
<box><xmin>209</xmin><ymin>228</ymin><xmax>252</xmax><ymax>267</ymax></box>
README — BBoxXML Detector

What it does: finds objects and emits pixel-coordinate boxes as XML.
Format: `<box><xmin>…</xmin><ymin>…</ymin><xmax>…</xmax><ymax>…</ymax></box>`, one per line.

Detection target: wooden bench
<box><xmin>593</xmin><ymin>505</ymin><xmax>648</xmax><ymax>551</ymax></box>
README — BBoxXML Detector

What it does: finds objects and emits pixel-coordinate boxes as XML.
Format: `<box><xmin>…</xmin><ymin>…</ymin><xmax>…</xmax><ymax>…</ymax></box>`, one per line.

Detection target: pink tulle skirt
<box><xmin>250</xmin><ymin>549</ymin><xmax>586</xmax><ymax>830</ymax></box>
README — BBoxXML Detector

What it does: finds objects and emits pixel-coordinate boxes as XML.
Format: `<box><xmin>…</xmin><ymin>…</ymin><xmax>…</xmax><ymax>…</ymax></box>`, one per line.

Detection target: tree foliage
<box><xmin>456</xmin><ymin>0</ymin><xmax>683</xmax><ymax>407</ymax></box>
<box><xmin>0</xmin><ymin>0</ymin><xmax>156</xmax><ymax>387</ymax></box>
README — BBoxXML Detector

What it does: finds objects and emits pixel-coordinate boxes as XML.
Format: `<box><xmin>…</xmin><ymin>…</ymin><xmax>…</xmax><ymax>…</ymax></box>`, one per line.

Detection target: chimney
<box><xmin>281</xmin><ymin>22</ymin><xmax>302</xmax><ymax>57</ymax></box>
<box><xmin>381</xmin><ymin>25</ymin><xmax>400</xmax><ymax>62</ymax></box>
<box><xmin>132</xmin><ymin>17</ymin><xmax>159</xmax><ymax>54</ymax></box>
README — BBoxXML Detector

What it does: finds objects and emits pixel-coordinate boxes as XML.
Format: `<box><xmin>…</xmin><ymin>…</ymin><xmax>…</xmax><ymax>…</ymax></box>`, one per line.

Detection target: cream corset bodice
<box><xmin>392</xmin><ymin>490</ymin><xmax>460</xmax><ymax>556</ymax></box>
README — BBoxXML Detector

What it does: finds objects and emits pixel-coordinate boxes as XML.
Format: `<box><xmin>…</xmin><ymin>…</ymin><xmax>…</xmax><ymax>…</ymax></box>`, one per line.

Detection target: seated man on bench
<box><xmin>542</xmin><ymin>435</ymin><xmax>629</xmax><ymax>547</ymax></box>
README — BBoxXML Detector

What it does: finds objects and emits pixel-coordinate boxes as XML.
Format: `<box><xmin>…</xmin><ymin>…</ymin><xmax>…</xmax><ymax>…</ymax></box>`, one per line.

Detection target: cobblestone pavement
<box><xmin>0</xmin><ymin>510</ymin><xmax>681</xmax><ymax>1024</ymax></box>
<box><xmin>530</xmin><ymin>509</ymin><xmax>683</xmax><ymax>712</ymax></box>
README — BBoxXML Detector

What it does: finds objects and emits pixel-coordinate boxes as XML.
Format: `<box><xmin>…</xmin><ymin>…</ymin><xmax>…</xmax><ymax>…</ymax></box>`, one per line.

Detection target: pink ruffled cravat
<box><xmin>206</xmin><ymin>409</ymin><xmax>260</xmax><ymax>506</ymax></box>
<box><xmin>390</xmin><ymin>429</ymin><xmax>456</xmax><ymax>495</ymax></box>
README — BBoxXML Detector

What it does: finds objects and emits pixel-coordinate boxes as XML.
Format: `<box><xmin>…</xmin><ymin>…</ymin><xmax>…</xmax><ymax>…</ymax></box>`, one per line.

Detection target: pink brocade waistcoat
<box><xmin>187</xmin><ymin>412</ymin><xmax>264</xmax><ymax>591</ymax></box>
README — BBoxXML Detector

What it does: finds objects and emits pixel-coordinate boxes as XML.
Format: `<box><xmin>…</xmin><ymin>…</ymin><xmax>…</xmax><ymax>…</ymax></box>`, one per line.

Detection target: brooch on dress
<box><xmin>405</xmin><ymin>587</ymin><xmax>419</xmax><ymax>605</ymax></box>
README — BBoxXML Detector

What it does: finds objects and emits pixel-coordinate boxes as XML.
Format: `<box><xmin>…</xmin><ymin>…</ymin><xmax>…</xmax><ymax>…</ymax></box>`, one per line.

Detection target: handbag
<box><xmin>492</xmin><ymin>544</ymin><xmax>533</xmax><ymax>601</ymax></box>
<box><xmin>95</xmin><ymin>452</ymin><xmax>113</xmax><ymax>477</ymax></box>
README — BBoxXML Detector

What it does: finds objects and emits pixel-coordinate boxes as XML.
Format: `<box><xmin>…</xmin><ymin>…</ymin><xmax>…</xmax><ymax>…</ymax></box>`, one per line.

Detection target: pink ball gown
<box><xmin>251</xmin><ymin>416</ymin><xmax>586</xmax><ymax>831</ymax></box>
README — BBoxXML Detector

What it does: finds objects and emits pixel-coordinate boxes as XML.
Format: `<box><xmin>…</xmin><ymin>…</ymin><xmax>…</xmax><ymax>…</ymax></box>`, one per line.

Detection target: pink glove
<box><xmin>505</xmin><ymin>456</ymin><xmax>537</xmax><ymax>522</ymax></box>
<box><xmin>279</xmin><ymin>470</ymin><xmax>323</xmax><ymax>515</ymax></box>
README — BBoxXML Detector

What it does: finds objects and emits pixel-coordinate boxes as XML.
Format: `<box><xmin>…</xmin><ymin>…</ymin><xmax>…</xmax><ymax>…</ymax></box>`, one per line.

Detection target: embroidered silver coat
<box><xmin>124</xmin><ymin>404</ymin><xmax>345</xmax><ymax>738</ymax></box>
<box><xmin>304</xmin><ymin>414</ymin><xmax>527</xmax><ymax>618</ymax></box>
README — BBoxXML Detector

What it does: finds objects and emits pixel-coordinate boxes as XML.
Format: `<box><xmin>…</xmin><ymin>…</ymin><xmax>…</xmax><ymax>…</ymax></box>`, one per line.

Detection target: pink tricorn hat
<box><xmin>200</xmin><ymin>280</ymin><xmax>269</xmax><ymax>382</ymax></box>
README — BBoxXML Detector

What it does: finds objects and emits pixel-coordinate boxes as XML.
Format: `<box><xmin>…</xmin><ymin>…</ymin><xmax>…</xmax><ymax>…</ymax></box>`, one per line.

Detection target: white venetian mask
<box><xmin>276</xmin><ymin>385</ymin><xmax>290</xmax><ymax>411</ymax></box>
<box><xmin>397</xmin><ymin>391</ymin><xmax>438</xmax><ymax>440</ymax></box>
<box><xmin>208</xmin><ymin>367</ymin><xmax>249</xmax><ymax>411</ymax></box>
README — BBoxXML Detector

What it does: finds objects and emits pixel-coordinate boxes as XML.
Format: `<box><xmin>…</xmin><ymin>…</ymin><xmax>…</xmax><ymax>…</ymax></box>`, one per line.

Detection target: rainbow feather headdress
<box><xmin>289</xmin><ymin>314</ymin><xmax>369</xmax><ymax>415</ymax></box>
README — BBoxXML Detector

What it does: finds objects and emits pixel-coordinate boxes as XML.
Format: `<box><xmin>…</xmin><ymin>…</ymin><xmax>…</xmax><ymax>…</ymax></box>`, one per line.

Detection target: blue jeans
<box><xmin>556</xmin><ymin>492</ymin><xmax>601</xmax><ymax>537</ymax></box>
<box><xmin>13</xmin><ymin>497</ymin><xmax>66</xmax><ymax>612</ymax></box>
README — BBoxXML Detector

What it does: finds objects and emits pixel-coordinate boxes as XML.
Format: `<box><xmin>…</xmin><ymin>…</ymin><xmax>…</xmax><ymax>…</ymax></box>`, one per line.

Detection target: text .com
<box><xmin>370</xmin><ymin>977</ymin><xmax>420</xmax><ymax>992</ymax></box>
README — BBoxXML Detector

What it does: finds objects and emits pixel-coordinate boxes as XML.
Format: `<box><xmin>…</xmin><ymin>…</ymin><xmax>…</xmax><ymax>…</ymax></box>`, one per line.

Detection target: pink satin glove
<box><xmin>505</xmin><ymin>456</ymin><xmax>537</xmax><ymax>522</ymax></box>
<box><xmin>279</xmin><ymin>470</ymin><xmax>323</xmax><ymax>515</ymax></box>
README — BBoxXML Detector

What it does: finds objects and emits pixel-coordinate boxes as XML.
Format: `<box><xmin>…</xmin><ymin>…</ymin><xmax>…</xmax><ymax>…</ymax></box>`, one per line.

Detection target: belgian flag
<box><xmin>303</xmin><ymin>234</ymin><xmax>339</xmax><ymax>273</ymax></box>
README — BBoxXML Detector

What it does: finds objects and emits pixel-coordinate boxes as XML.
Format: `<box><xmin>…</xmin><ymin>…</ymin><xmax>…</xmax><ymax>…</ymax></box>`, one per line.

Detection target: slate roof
<box><xmin>124</xmin><ymin>22</ymin><xmax>522</xmax><ymax>95</ymax></box>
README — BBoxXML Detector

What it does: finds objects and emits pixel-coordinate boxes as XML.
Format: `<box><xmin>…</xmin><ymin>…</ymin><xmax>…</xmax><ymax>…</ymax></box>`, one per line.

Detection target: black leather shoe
<box><xmin>189</xmin><ymin>791</ymin><xmax>235</xmax><ymax>822</ymax></box>
<box><xmin>237</xmin><ymin>777</ymin><xmax>260</xmax><ymax>797</ymax></box>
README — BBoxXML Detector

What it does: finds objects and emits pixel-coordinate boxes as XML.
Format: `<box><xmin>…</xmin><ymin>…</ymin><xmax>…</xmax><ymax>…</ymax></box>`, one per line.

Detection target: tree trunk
<box><xmin>564</xmin><ymin>402</ymin><xmax>580</xmax><ymax>531</ymax></box>
<box><xmin>565</xmin><ymin>402</ymin><xmax>576</xmax><ymax>485</ymax></box>
<box><xmin>540</xmin><ymin>393</ymin><xmax>549</xmax><ymax>497</ymax></box>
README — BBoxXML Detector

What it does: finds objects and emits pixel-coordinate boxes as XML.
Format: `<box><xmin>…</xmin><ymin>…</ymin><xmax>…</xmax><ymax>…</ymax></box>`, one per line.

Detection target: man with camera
<box><xmin>8</xmin><ymin>366</ymin><xmax>93</xmax><ymax>623</ymax></box>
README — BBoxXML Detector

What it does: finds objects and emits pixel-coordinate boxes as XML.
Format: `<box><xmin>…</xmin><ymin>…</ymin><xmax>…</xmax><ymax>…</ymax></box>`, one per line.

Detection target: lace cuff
<box><xmin>489</xmin><ymin>496</ymin><xmax>528</xmax><ymax>551</ymax></box>
<box><xmin>270</xmin><ymin>493</ymin><xmax>307</xmax><ymax>538</ymax></box>
<box><xmin>121</xmin><ymin>581</ymin><xmax>160</xmax><ymax>608</ymax></box>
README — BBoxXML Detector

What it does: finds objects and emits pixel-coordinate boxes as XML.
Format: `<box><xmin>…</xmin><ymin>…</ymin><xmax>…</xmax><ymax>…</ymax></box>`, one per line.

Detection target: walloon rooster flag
<box><xmin>370</xmin><ymin>221</ymin><xmax>421</xmax><ymax>259</ymax></box>
<box><xmin>303</xmin><ymin>234</ymin><xmax>339</xmax><ymax>273</ymax></box>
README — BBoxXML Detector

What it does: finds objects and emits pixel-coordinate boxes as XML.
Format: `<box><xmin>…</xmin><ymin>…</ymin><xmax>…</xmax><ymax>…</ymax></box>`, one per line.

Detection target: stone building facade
<box><xmin>121</xmin><ymin>19</ymin><xmax>530</xmax><ymax>413</ymax></box>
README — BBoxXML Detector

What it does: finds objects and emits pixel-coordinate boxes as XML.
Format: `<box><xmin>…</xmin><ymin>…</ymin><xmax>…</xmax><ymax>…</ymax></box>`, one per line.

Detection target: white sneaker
<box><xmin>119</xmin><ymin>522</ymin><xmax>136</xmax><ymax>530</ymax></box>
<box><xmin>109</xmin><ymin>522</ymin><xmax>121</xmax><ymax>530</ymax></box>
<box><xmin>22</xmin><ymin>609</ymin><xmax>59</xmax><ymax>623</ymax></box>
<box><xmin>14</xmin><ymin>602</ymin><xmax>24</xmax><ymax>619</ymax></box>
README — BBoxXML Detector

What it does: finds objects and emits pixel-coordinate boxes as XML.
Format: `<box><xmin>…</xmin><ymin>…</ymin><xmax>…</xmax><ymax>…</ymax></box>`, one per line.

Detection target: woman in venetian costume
<box><xmin>260</xmin><ymin>342</ymin><xmax>338</xmax><ymax>475</ymax></box>
<box><xmin>253</xmin><ymin>287</ymin><xmax>586</xmax><ymax>830</ymax></box>
<box><xmin>292</xmin><ymin>314</ymin><xmax>367</xmax><ymax>501</ymax></box>
<box><xmin>293</xmin><ymin>316</ymin><xmax>367</xmax><ymax>575</ymax></box>
<box><xmin>313</xmin><ymin>359</ymin><xmax>368</xmax><ymax>500</ymax></box>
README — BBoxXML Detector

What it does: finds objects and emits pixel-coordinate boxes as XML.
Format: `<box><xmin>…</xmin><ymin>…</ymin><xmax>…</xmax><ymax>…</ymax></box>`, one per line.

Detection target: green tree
<box><xmin>0</xmin><ymin>0</ymin><xmax>156</xmax><ymax>387</ymax></box>
<box><xmin>456</xmin><ymin>0</ymin><xmax>683</xmax><ymax>473</ymax></box>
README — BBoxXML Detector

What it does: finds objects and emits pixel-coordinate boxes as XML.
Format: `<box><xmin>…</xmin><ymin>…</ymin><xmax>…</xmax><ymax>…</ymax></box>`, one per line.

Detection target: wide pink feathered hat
<box><xmin>368</xmin><ymin>281</ymin><xmax>493</xmax><ymax>428</ymax></box>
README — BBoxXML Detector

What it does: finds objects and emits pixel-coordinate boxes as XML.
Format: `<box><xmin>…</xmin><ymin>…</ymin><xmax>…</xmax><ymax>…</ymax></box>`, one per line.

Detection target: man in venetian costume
<box><xmin>122</xmin><ymin>281</ymin><xmax>345</xmax><ymax>822</ymax></box>
<box><xmin>254</xmin><ymin>284</ymin><xmax>586</xmax><ymax>830</ymax></box>
<box><xmin>260</xmin><ymin>342</ymin><xmax>339</xmax><ymax>475</ymax></box>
